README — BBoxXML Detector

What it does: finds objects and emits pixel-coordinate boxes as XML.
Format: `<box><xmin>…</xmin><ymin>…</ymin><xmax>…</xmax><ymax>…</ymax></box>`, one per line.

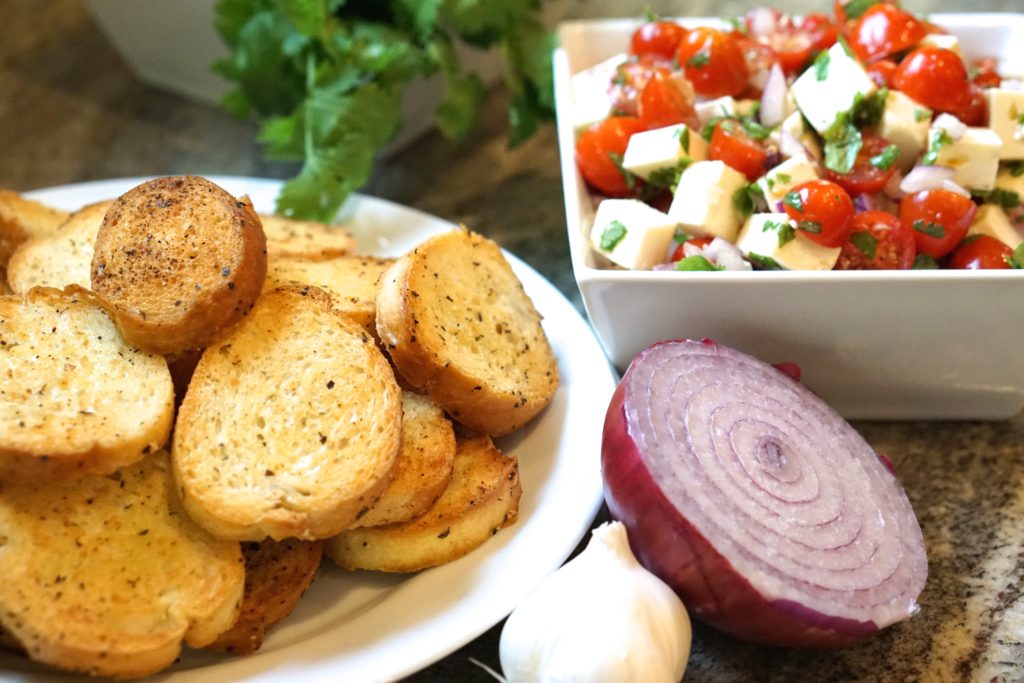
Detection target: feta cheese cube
<box><xmin>735</xmin><ymin>213</ymin><xmax>842</xmax><ymax>270</ymax></box>
<box><xmin>589</xmin><ymin>199</ymin><xmax>679</xmax><ymax>270</ymax></box>
<box><xmin>928</xmin><ymin>125</ymin><xmax>1003</xmax><ymax>191</ymax></box>
<box><xmin>879</xmin><ymin>89</ymin><xmax>932</xmax><ymax>171</ymax></box>
<box><xmin>695</xmin><ymin>96</ymin><xmax>737</xmax><ymax>127</ymax></box>
<box><xmin>770</xmin><ymin>112</ymin><xmax>822</xmax><ymax>161</ymax></box>
<box><xmin>756</xmin><ymin>155</ymin><xmax>819</xmax><ymax>210</ymax></box>
<box><xmin>622</xmin><ymin>124</ymin><xmax>708</xmax><ymax>184</ymax></box>
<box><xmin>667</xmin><ymin>161</ymin><xmax>749</xmax><ymax>241</ymax></box>
<box><xmin>986</xmin><ymin>89</ymin><xmax>1024</xmax><ymax>159</ymax></box>
<box><xmin>791</xmin><ymin>43</ymin><xmax>876</xmax><ymax>134</ymax></box>
<box><xmin>570</xmin><ymin>53</ymin><xmax>624</xmax><ymax>135</ymax></box>
<box><xmin>919</xmin><ymin>33</ymin><xmax>963</xmax><ymax>60</ymax></box>
<box><xmin>967</xmin><ymin>204</ymin><xmax>1022</xmax><ymax>249</ymax></box>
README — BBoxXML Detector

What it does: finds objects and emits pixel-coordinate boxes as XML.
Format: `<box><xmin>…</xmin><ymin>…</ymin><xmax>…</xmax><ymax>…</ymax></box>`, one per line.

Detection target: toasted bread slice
<box><xmin>0</xmin><ymin>190</ymin><xmax>69</xmax><ymax>268</ymax></box>
<box><xmin>90</xmin><ymin>176</ymin><xmax>268</xmax><ymax>356</ymax></box>
<box><xmin>0</xmin><ymin>286</ymin><xmax>174</xmax><ymax>483</ymax></box>
<box><xmin>260</xmin><ymin>214</ymin><xmax>355</xmax><ymax>260</ymax></box>
<box><xmin>354</xmin><ymin>391</ymin><xmax>456</xmax><ymax>528</ymax></box>
<box><xmin>6</xmin><ymin>200</ymin><xmax>112</xmax><ymax>294</ymax></box>
<box><xmin>375</xmin><ymin>229</ymin><xmax>559</xmax><ymax>436</ymax></box>
<box><xmin>0</xmin><ymin>451</ymin><xmax>244</xmax><ymax>678</ymax></box>
<box><xmin>265</xmin><ymin>255</ymin><xmax>394</xmax><ymax>335</ymax></box>
<box><xmin>209</xmin><ymin>539</ymin><xmax>323</xmax><ymax>655</ymax></box>
<box><xmin>325</xmin><ymin>432</ymin><xmax>520</xmax><ymax>573</ymax></box>
<box><xmin>173</xmin><ymin>286</ymin><xmax>403</xmax><ymax>541</ymax></box>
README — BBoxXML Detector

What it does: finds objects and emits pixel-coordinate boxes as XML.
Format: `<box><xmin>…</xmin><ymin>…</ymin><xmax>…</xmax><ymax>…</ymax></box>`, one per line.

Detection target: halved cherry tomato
<box><xmin>824</xmin><ymin>133</ymin><xmax>898</xmax><ymax>196</ymax></box>
<box><xmin>835</xmin><ymin>210</ymin><xmax>916</xmax><ymax>269</ymax></box>
<box><xmin>763</xmin><ymin>27</ymin><xmax>815</xmax><ymax>74</ymax></box>
<box><xmin>671</xmin><ymin>235</ymin><xmax>714</xmax><ymax>262</ymax></box>
<box><xmin>867</xmin><ymin>59</ymin><xmax>898</xmax><ymax>88</ymax></box>
<box><xmin>575</xmin><ymin>116</ymin><xmax>647</xmax><ymax>197</ymax></box>
<box><xmin>947</xmin><ymin>235</ymin><xmax>1012</xmax><ymax>269</ymax></box>
<box><xmin>850</xmin><ymin>4</ymin><xmax>926</xmax><ymax>63</ymax></box>
<box><xmin>892</xmin><ymin>47</ymin><xmax>971</xmax><ymax>114</ymax></box>
<box><xmin>631</xmin><ymin>21</ymin><xmax>688</xmax><ymax>60</ymax></box>
<box><xmin>733</xmin><ymin>35</ymin><xmax>778</xmax><ymax>99</ymax></box>
<box><xmin>710</xmin><ymin>120</ymin><xmax>768</xmax><ymax>181</ymax></box>
<box><xmin>783</xmin><ymin>179</ymin><xmax>856</xmax><ymax>248</ymax></box>
<box><xmin>608</xmin><ymin>55</ymin><xmax>669</xmax><ymax>116</ymax></box>
<box><xmin>950</xmin><ymin>83</ymin><xmax>988</xmax><ymax>126</ymax></box>
<box><xmin>899</xmin><ymin>189</ymin><xmax>978</xmax><ymax>259</ymax></box>
<box><xmin>971</xmin><ymin>56</ymin><xmax>1002</xmax><ymax>88</ymax></box>
<box><xmin>676</xmin><ymin>27</ymin><xmax>749</xmax><ymax>98</ymax></box>
<box><xmin>800</xmin><ymin>13</ymin><xmax>840</xmax><ymax>52</ymax></box>
<box><xmin>833</xmin><ymin>0</ymin><xmax>898</xmax><ymax>26</ymax></box>
<box><xmin>638</xmin><ymin>66</ymin><xmax>697</xmax><ymax>130</ymax></box>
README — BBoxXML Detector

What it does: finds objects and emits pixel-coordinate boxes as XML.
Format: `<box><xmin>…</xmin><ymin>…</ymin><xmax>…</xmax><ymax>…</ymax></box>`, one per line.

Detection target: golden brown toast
<box><xmin>375</xmin><ymin>229</ymin><xmax>559</xmax><ymax>436</ymax></box>
<box><xmin>354</xmin><ymin>391</ymin><xmax>456</xmax><ymax>528</ymax></box>
<box><xmin>172</xmin><ymin>286</ymin><xmax>403</xmax><ymax>541</ymax></box>
<box><xmin>325</xmin><ymin>431</ymin><xmax>521</xmax><ymax>573</ymax></box>
<box><xmin>209</xmin><ymin>539</ymin><xmax>324</xmax><ymax>655</ymax></box>
<box><xmin>0</xmin><ymin>286</ymin><xmax>174</xmax><ymax>483</ymax></box>
<box><xmin>260</xmin><ymin>213</ymin><xmax>355</xmax><ymax>260</ymax></box>
<box><xmin>6</xmin><ymin>200</ymin><xmax>112</xmax><ymax>294</ymax></box>
<box><xmin>0</xmin><ymin>190</ymin><xmax>69</xmax><ymax>268</ymax></box>
<box><xmin>265</xmin><ymin>254</ymin><xmax>394</xmax><ymax>335</ymax></box>
<box><xmin>0</xmin><ymin>451</ymin><xmax>244</xmax><ymax>678</ymax></box>
<box><xmin>90</xmin><ymin>176</ymin><xmax>268</xmax><ymax>356</ymax></box>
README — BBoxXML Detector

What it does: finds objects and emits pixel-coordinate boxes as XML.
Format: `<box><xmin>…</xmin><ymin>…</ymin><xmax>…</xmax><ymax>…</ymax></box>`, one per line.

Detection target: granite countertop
<box><xmin>1</xmin><ymin>1</ymin><xmax>1022</xmax><ymax>681</ymax></box>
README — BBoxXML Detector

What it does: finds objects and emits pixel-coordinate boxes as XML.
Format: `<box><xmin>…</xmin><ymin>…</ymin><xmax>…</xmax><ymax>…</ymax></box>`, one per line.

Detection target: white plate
<box><xmin>2</xmin><ymin>177</ymin><xmax>617</xmax><ymax>682</ymax></box>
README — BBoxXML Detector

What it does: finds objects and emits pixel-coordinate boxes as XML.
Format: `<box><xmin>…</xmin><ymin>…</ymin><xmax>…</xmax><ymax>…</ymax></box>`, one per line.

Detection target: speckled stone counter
<box><xmin>1</xmin><ymin>1</ymin><xmax>1021</xmax><ymax>681</ymax></box>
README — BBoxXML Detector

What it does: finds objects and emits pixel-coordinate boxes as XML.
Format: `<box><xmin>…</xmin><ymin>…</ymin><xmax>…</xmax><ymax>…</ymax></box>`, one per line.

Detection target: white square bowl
<box><xmin>555</xmin><ymin>14</ymin><xmax>1024</xmax><ymax>420</ymax></box>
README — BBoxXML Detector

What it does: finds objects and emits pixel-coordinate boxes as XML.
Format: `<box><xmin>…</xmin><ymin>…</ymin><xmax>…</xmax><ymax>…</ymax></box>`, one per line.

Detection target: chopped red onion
<box><xmin>932</xmin><ymin>113</ymin><xmax>967</xmax><ymax>141</ymax></box>
<box><xmin>779</xmin><ymin>131</ymin><xmax>807</xmax><ymax>160</ymax></box>
<box><xmin>900</xmin><ymin>165</ymin><xmax>955</xmax><ymax>194</ymax></box>
<box><xmin>602</xmin><ymin>340</ymin><xmax>928</xmax><ymax>647</ymax></box>
<box><xmin>703</xmin><ymin>237</ymin><xmax>752</xmax><ymax>271</ymax></box>
<box><xmin>760</xmin><ymin>64</ymin><xmax>788</xmax><ymax>128</ymax></box>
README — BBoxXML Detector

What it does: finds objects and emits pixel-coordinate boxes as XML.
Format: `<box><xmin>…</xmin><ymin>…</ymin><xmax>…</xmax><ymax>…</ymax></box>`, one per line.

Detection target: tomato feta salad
<box><xmin>573</xmin><ymin>2</ymin><xmax>1024</xmax><ymax>271</ymax></box>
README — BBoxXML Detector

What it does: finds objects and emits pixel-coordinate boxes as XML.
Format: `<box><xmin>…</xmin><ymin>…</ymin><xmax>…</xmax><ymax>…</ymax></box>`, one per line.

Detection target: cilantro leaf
<box><xmin>851</xmin><ymin>230</ymin><xmax>877</xmax><ymax>259</ymax></box>
<box><xmin>676</xmin><ymin>255</ymin><xmax>724</xmax><ymax>271</ymax></box>
<box><xmin>273</xmin><ymin>0</ymin><xmax>330</xmax><ymax>37</ymax></box>
<box><xmin>763</xmin><ymin>219</ymin><xmax>796</xmax><ymax>247</ymax></box>
<box><xmin>392</xmin><ymin>0</ymin><xmax>444</xmax><ymax>40</ymax></box>
<box><xmin>732</xmin><ymin>183</ymin><xmax>764</xmax><ymax>218</ymax></box>
<box><xmin>647</xmin><ymin>158</ymin><xmax>693</xmax><ymax>190</ymax></box>
<box><xmin>923</xmin><ymin>129</ymin><xmax>953</xmax><ymax>166</ymax></box>
<box><xmin>822</xmin><ymin>110</ymin><xmax>862</xmax><ymax>175</ymax></box>
<box><xmin>853</xmin><ymin>88</ymin><xmax>887</xmax><ymax>129</ymax></box>
<box><xmin>869</xmin><ymin>144</ymin><xmax>899</xmax><ymax>171</ymax></box>
<box><xmin>599</xmin><ymin>220</ymin><xmax>628</xmax><ymax>251</ymax></box>
<box><xmin>502</xmin><ymin>18</ymin><xmax>558</xmax><ymax>145</ymax></box>
<box><xmin>215</xmin><ymin>0</ymin><xmax>271</xmax><ymax>47</ymax></box>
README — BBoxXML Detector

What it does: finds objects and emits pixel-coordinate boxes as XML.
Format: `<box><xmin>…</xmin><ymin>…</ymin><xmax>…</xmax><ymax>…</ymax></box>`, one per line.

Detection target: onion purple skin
<box><xmin>601</xmin><ymin>340</ymin><xmax>888</xmax><ymax>648</ymax></box>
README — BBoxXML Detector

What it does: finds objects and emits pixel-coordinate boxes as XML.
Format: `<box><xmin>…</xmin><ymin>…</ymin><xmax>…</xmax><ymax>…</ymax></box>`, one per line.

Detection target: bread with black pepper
<box><xmin>260</xmin><ymin>213</ymin><xmax>355</xmax><ymax>261</ymax></box>
<box><xmin>172</xmin><ymin>285</ymin><xmax>403</xmax><ymax>541</ymax></box>
<box><xmin>6</xmin><ymin>200</ymin><xmax>111</xmax><ymax>294</ymax></box>
<box><xmin>375</xmin><ymin>228</ymin><xmax>559</xmax><ymax>436</ymax></box>
<box><xmin>0</xmin><ymin>286</ymin><xmax>174</xmax><ymax>483</ymax></box>
<box><xmin>0</xmin><ymin>189</ymin><xmax>69</xmax><ymax>269</ymax></box>
<box><xmin>0</xmin><ymin>451</ymin><xmax>245</xmax><ymax>678</ymax></box>
<box><xmin>325</xmin><ymin>431</ymin><xmax>520</xmax><ymax>573</ymax></box>
<box><xmin>90</xmin><ymin>176</ymin><xmax>268</xmax><ymax>356</ymax></box>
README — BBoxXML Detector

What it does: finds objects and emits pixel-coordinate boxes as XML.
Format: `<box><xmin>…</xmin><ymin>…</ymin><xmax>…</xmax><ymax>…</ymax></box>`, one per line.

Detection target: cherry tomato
<box><xmin>824</xmin><ymin>133</ymin><xmax>899</xmax><ymax>196</ymax></box>
<box><xmin>783</xmin><ymin>179</ymin><xmax>856</xmax><ymax>248</ymax></box>
<box><xmin>947</xmin><ymin>235</ymin><xmax>1012</xmax><ymax>269</ymax></box>
<box><xmin>835</xmin><ymin>210</ymin><xmax>916</xmax><ymax>269</ymax></box>
<box><xmin>709</xmin><ymin>120</ymin><xmax>768</xmax><ymax>181</ymax></box>
<box><xmin>676</xmin><ymin>27</ymin><xmax>749</xmax><ymax>98</ymax></box>
<box><xmin>892</xmin><ymin>47</ymin><xmax>971</xmax><ymax>114</ymax></box>
<box><xmin>733</xmin><ymin>35</ymin><xmax>778</xmax><ymax>99</ymax></box>
<box><xmin>899</xmin><ymin>189</ymin><xmax>978</xmax><ymax>259</ymax></box>
<box><xmin>638</xmin><ymin>66</ymin><xmax>697</xmax><ymax>130</ymax></box>
<box><xmin>950</xmin><ymin>83</ymin><xmax>988</xmax><ymax>126</ymax></box>
<box><xmin>867</xmin><ymin>59</ymin><xmax>898</xmax><ymax>88</ymax></box>
<box><xmin>608</xmin><ymin>55</ymin><xmax>668</xmax><ymax>116</ymax></box>
<box><xmin>833</xmin><ymin>0</ymin><xmax>898</xmax><ymax>25</ymax></box>
<box><xmin>850</xmin><ymin>4</ymin><xmax>926</xmax><ymax>63</ymax></box>
<box><xmin>575</xmin><ymin>116</ymin><xmax>647</xmax><ymax>197</ymax></box>
<box><xmin>800</xmin><ymin>13</ymin><xmax>840</xmax><ymax>52</ymax></box>
<box><xmin>670</xmin><ymin>235</ymin><xmax>714</xmax><ymax>262</ymax></box>
<box><xmin>763</xmin><ymin>27</ymin><xmax>815</xmax><ymax>74</ymax></box>
<box><xmin>971</xmin><ymin>56</ymin><xmax>1002</xmax><ymax>88</ymax></box>
<box><xmin>631</xmin><ymin>21</ymin><xmax>688</xmax><ymax>60</ymax></box>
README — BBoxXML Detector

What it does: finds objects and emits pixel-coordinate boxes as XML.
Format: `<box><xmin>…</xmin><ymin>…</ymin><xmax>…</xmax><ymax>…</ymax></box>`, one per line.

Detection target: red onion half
<box><xmin>602</xmin><ymin>340</ymin><xmax>927</xmax><ymax>647</ymax></box>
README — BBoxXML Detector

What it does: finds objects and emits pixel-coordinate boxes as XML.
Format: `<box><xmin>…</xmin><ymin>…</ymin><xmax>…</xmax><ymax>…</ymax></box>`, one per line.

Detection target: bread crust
<box><xmin>0</xmin><ymin>286</ymin><xmax>174</xmax><ymax>483</ymax></box>
<box><xmin>90</xmin><ymin>176</ymin><xmax>268</xmax><ymax>355</ymax></box>
<box><xmin>375</xmin><ymin>229</ymin><xmax>559</xmax><ymax>436</ymax></box>
<box><xmin>260</xmin><ymin>213</ymin><xmax>355</xmax><ymax>261</ymax></box>
<box><xmin>0</xmin><ymin>189</ymin><xmax>69</xmax><ymax>268</ymax></box>
<box><xmin>172</xmin><ymin>286</ymin><xmax>403</xmax><ymax>541</ymax></box>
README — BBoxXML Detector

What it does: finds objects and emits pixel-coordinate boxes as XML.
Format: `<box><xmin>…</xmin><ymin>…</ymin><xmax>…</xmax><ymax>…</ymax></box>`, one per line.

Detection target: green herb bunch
<box><xmin>214</xmin><ymin>0</ymin><xmax>557</xmax><ymax>221</ymax></box>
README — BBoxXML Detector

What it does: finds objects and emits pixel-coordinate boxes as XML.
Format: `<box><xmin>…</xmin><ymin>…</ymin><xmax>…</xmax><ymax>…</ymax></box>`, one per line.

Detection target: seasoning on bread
<box><xmin>0</xmin><ymin>286</ymin><xmax>174</xmax><ymax>483</ymax></box>
<box><xmin>0</xmin><ymin>189</ymin><xmax>69</xmax><ymax>268</ymax></box>
<box><xmin>260</xmin><ymin>213</ymin><xmax>355</xmax><ymax>261</ymax></box>
<box><xmin>0</xmin><ymin>451</ymin><xmax>244</xmax><ymax>678</ymax></box>
<box><xmin>172</xmin><ymin>286</ymin><xmax>403</xmax><ymax>541</ymax></box>
<box><xmin>90</xmin><ymin>176</ymin><xmax>268</xmax><ymax>356</ymax></box>
<box><xmin>325</xmin><ymin>431</ymin><xmax>521</xmax><ymax>573</ymax></box>
<box><xmin>375</xmin><ymin>228</ymin><xmax>559</xmax><ymax>436</ymax></box>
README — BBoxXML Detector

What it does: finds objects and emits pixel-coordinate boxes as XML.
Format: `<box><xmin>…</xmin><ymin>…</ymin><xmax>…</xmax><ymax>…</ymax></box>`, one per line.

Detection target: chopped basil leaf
<box><xmin>1010</xmin><ymin>161</ymin><xmax>1024</xmax><ymax>177</ymax></box>
<box><xmin>836</xmin><ymin>35</ymin><xmax>855</xmax><ymax>58</ymax></box>
<box><xmin>975</xmin><ymin>187</ymin><xmax>1022</xmax><ymax>209</ymax></box>
<box><xmin>822</xmin><ymin>110</ymin><xmax>862</xmax><ymax>175</ymax></box>
<box><xmin>688</xmin><ymin>51</ymin><xmax>710</xmax><ymax>68</ymax></box>
<box><xmin>676</xmin><ymin>255</ymin><xmax>724</xmax><ymax>271</ymax></box>
<box><xmin>814</xmin><ymin>50</ymin><xmax>830</xmax><ymax>81</ymax></box>
<box><xmin>647</xmin><ymin>157</ymin><xmax>693</xmax><ymax>190</ymax></box>
<box><xmin>914</xmin><ymin>107</ymin><xmax>933</xmax><ymax>122</ymax></box>
<box><xmin>747</xmin><ymin>252</ymin><xmax>784</xmax><ymax>270</ymax></box>
<box><xmin>607</xmin><ymin>151</ymin><xmax>637</xmax><ymax>190</ymax></box>
<box><xmin>740</xmin><ymin>117</ymin><xmax>772</xmax><ymax>141</ymax></box>
<box><xmin>679</xmin><ymin>127</ymin><xmax>691</xmax><ymax>153</ymax></box>
<box><xmin>922</xmin><ymin>129</ymin><xmax>953</xmax><ymax>166</ymax></box>
<box><xmin>782</xmin><ymin>190</ymin><xmax>804</xmax><ymax>212</ymax></box>
<box><xmin>912</xmin><ymin>219</ymin><xmax>946</xmax><ymax>238</ymax></box>
<box><xmin>599</xmin><ymin>220</ymin><xmax>628</xmax><ymax>251</ymax></box>
<box><xmin>672</xmin><ymin>228</ymin><xmax>692</xmax><ymax>247</ymax></box>
<box><xmin>766</xmin><ymin>177</ymin><xmax>776</xmax><ymax>190</ymax></box>
<box><xmin>869</xmin><ymin>144</ymin><xmax>899</xmax><ymax>171</ymax></box>
<box><xmin>960</xmin><ymin>234</ymin><xmax>983</xmax><ymax>246</ymax></box>
<box><xmin>1008</xmin><ymin>243</ymin><xmax>1024</xmax><ymax>269</ymax></box>
<box><xmin>797</xmin><ymin>219</ymin><xmax>822</xmax><ymax>234</ymax></box>
<box><xmin>776</xmin><ymin>172</ymin><xmax>792</xmax><ymax>183</ymax></box>
<box><xmin>1017</xmin><ymin>112</ymin><xmax>1024</xmax><ymax>126</ymax></box>
<box><xmin>853</xmin><ymin>88</ymin><xmax>888</xmax><ymax>129</ymax></box>
<box><xmin>912</xmin><ymin>254</ymin><xmax>941</xmax><ymax>269</ymax></box>
<box><xmin>843</xmin><ymin>0</ymin><xmax>877</xmax><ymax>20</ymax></box>
<box><xmin>726</xmin><ymin>16</ymin><xmax>747</xmax><ymax>34</ymax></box>
<box><xmin>702</xmin><ymin>113</ymin><xmax>769</xmax><ymax>141</ymax></box>
<box><xmin>851</xmin><ymin>231</ymin><xmax>877</xmax><ymax>259</ymax></box>
<box><xmin>763</xmin><ymin>219</ymin><xmax>796</xmax><ymax>247</ymax></box>
<box><xmin>732</xmin><ymin>183</ymin><xmax>764</xmax><ymax>218</ymax></box>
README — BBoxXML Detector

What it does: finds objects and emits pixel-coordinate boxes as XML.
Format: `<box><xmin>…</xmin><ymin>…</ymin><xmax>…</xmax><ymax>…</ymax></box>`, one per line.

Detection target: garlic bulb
<box><xmin>499</xmin><ymin>521</ymin><xmax>691</xmax><ymax>683</ymax></box>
